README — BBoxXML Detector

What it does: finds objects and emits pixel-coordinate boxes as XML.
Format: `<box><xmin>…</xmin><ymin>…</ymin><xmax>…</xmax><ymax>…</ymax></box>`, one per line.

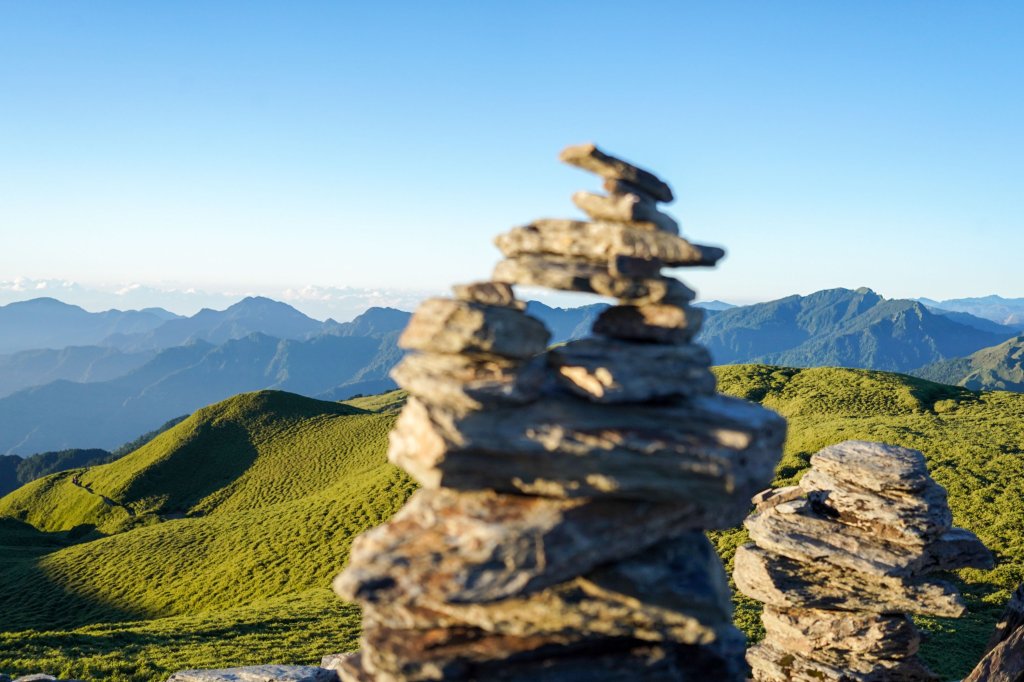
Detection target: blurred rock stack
<box><xmin>734</xmin><ymin>440</ymin><xmax>994</xmax><ymax>681</ymax></box>
<box><xmin>332</xmin><ymin>143</ymin><xmax>787</xmax><ymax>681</ymax></box>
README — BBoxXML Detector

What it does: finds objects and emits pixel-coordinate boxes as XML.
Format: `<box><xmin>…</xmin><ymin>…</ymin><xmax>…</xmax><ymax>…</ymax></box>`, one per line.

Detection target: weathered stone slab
<box><xmin>572</xmin><ymin>191</ymin><xmax>679</xmax><ymax>234</ymax></box>
<box><xmin>745</xmin><ymin>498</ymin><xmax>991</xmax><ymax>578</ymax></box>
<box><xmin>964</xmin><ymin>623</ymin><xmax>1024</xmax><ymax>682</ymax></box>
<box><xmin>333</xmin><ymin>488</ymin><xmax>729</xmax><ymax>606</ymax></box>
<box><xmin>733</xmin><ymin>543</ymin><xmax>966</xmax><ymax>617</ymax></box>
<box><xmin>390</xmin><ymin>352</ymin><xmax>544</xmax><ymax>412</ymax></box>
<box><xmin>495</xmin><ymin>219</ymin><xmax>723</xmax><ymax>267</ymax></box>
<box><xmin>800</xmin><ymin>468</ymin><xmax>952</xmax><ymax>546</ymax></box>
<box><xmin>547</xmin><ymin>337</ymin><xmax>715</xmax><ymax>403</ymax></box>
<box><xmin>398</xmin><ymin>298</ymin><xmax>549</xmax><ymax>359</ymax></box>
<box><xmin>328</xmin><ymin>653</ymin><xmax>372</xmax><ymax>682</ymax></box>
<box><xmin>451</xmin><ymin>281</ymin><xmax>524</xmax><ymax>310</ymax></box>
<box><xmin>387</xmin><ymin>394</ymin><xmax>785</xmax><ymax>503</ymax></box>
<box><xmin>560</xmin><ymin>143</ymin><xmax>675</xmax><ymax>202</ymax></box>
<box><xmin>165</xmin><ymin>667</ymin><xmax>337</xmax><ymax>682</ymax></box>
<box><xmin>359</xmin><ymin>533</ymin><xmax>736</xmax><ymax>646</ymax></box>
<box><xmin>747</xmin><ymin>642</ymin><xmax>939</xmax><ymax>682</ymax></box>
<box><xmin>593</xmin><ymin>303</ymin><xmax>704</xmax><ymax>343</ymax></box>
<box><xmin>811</xmin><ymin>440</ymin><xmax>933</xmax><ymax>493</ymax></box>
<box><xmin>493</xmin><ymin>255</ymin><xmax>695</xmax><ymax>305</ymax></box>
<box><xmin>362</xmin><ymin>626</ymin><xmax>746</xmax><ymax>681</ymax></box>
<box><xmin>760</xmin><ymin>606</ymin><xmax>919</xmax><ymax>662</ymax></box>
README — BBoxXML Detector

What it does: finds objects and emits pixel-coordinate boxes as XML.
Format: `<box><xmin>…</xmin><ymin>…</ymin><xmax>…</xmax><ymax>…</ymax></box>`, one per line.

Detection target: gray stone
<box><xmin>964</xmin><ymin>623</ymin><xmax>1024</xmax><ymax>682</ymax></box>
<box><xmin>547</xmin><ymin>337</ymin><xmax>715</xmax><ymax>403</ymax></box>
<box><xmin>495</xmin><ymin>219</ymin><xmax>723</xmax><ymax>267</ymax></box>
<box><xmin>165</xmin><ymin>667</ymin><xmax>337</xmax><ymax>682</ymax></box>
<box><xmin>760</xmin><ymin>606</ymin><xmax>920</xmax><ymax>662</ymax></box>
<box><xmin>560</xmin><ymin>143</ymin><xmax>674</xmax><ymax>202</ymax></box>
<box><xmin>334</xmin><ymin>488</ymin><xmax>746</xmax><ymax>607</ymax></box>
<box><xmin>451</xmin><ymin>281</ymin><xmax>524</xmax><ymax>310</ymax></box>
<box><xmin>747</xmin><ymin>642</ymin><xmax>939</xmax><ymax>681</ymax></box>
<box><xmin>390</xmin><ymin>352</ymin><xmax>544</xmax><ymax>412</ymax></box>
<box><xmin>387</xmin><ymin>394</ymin><xmax>785</xmax><ymax>503</ymax></box>
<box><xmin>357</xmin><ymin>533</ymin><xmax>737</xmax><ymax>646</ymax></box>
<box><xmin>745</xmin><ymin>498</ymin><xmax>991</xmax><ymax>578</ymax></box>
<box><xmin>811</xmin><ymin>440</ymin><xmax>934</xmax><ymax>493</ymax></box>
<box><xmin>593</xmin><ymin>303</ymin><xmax>704</xmax><ymax>343</ymax></box>
<box><xmin>800</xmin><ymin>468</ymin><xmax>952</xmax><ymax>546</ymax></box>
<box><xmin>493</xmin><ymin>255</ymin><xmax>695</xmax><ymax>305</ymax></box>
<box><xmin>572</xmin><ymin>191</ymin><xmax>679</xmax><ymax>234</ymax></box>
<box><xmin>732</xmin><ymin>543</ymin><xmax>966</xmax><ymax>617</ymax></box>
<box><xmin>397</xmin><ymin>297</ymin><xmax>550</xmax><ymax>359</ymax></box>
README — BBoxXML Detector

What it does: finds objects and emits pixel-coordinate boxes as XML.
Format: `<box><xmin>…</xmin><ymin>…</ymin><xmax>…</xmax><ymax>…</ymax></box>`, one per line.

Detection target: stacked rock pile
<box><xmin>332</xmin><ymin>144</ymin><xmax>787</xmax><ymax>681</ymax></box>
<box><xmin>734</xmin><ymin>439</ymin><xmax>994</xmax><ymax>681</ymax></box>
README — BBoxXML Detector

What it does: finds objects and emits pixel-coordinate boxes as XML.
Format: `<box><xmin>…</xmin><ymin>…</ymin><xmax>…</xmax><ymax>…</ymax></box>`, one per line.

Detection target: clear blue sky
<box><xmin>1</xmin><ymin>1</ymin><xmax>1022</xmax><ymax>313</ymax></box>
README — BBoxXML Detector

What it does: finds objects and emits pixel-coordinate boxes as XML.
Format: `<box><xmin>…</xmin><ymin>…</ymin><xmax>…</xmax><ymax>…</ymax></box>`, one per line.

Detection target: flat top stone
<box><xmin>560</xmin><ymin>143</ymin><xmax>674</xmax><ymax>203</ymax></box>
<box><xmin>811</xmin><ymin>440</ymin><xmax>931</xmax><ymax>492</ymax></box>
<box><xmin>166</xmin><ymin>666</ymin><xmax>335</xmax><ymax>682</ymax></box>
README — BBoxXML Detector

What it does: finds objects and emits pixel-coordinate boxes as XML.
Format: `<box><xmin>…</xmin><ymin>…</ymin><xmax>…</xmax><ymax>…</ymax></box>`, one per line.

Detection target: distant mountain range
<box><xmin>0</xmin><ymin>288</ymin><xmax>1021</xmax><ymax>454</ymax></box>
<box><xmin>920</xmin><ymin>295</ymin><xmax>1024</xmax><ymax>327</ymax></box>
<box><xmin>913</xmin><ymin>335</ymin><xmax>1024</xmax><ymax>392</ymax></box>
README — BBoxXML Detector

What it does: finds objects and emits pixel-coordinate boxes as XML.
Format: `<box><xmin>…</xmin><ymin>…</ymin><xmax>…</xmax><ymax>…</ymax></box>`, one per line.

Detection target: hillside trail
<box><xmin>70</xmin><ymin>470</ymin><xmax>136</xmax><ymax>517</ymax></box>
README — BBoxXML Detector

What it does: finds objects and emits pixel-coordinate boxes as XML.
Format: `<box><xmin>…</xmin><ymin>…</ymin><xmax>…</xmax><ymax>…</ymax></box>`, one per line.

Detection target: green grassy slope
<box><xmin>2</xmin><ymin>370</ymin><xmax>1023</xmax><ymax>680</ymax></box>
<box><xmin>0</xmin><ymin>390</ymin><xmax>414</xmax><ymax>681</ymax></box>
<box><xmin>710</xmin><ymin>365</ymin><xmax>1024</xmax><ymax>681</ymax></box>
<box><xmin>914</xmin><ymin>334</ymin><xmax>1024</xmax><ymax>392</ymax></box>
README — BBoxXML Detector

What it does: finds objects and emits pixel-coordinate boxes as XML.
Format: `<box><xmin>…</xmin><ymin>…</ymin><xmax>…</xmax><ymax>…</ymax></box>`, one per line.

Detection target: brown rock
<box><xmin>451</xmin><ymin>281</ymin><xmax>524</xmax><ymax>310</ymax></box>
<box><xmin>964</xmin><ymin>623</ymin><xmax>1024</xmax><ymax>682</ymax></box>
<box><xmin>811</xmin><ymin>440</ymin><xmax>934</xmax><ymax>493</ymax></box>
<box><xmin>390</xmin><ymin>352</ymin><xmax>545</xmax><ymax>412</ymax></box>
<box><xmin>493</xmin><ymin>255</ymin><xmax>695</xmax><ymax>305</ymax></box>
<box><xmin>760</xmin><ymin>606</ymin><xmax>920</xmax><ymax>662</ymax></box>
<box><xmin>560</xmin><ymin>143</ymin><xmax>674</xmax><ymax>203</ymax></box>
<box><xmin>547</xmin><ymin>337</ymin><xmax>715</xmax><ymax>403</ymax></box>
<box><xmin>732</xmin><ymin>543</ymin><xmax>966</xmax><ymax>618</ymax></box>
<box><xmin>572</xmin><ymin>191</ymin><xmax>679</xmax><ymax>234</ymax></box>
<box><xmin>800</xmin><ymin>468</ymin><xmax>952</xmax><ymax>546</ymax></box>
<box><xmin>387</xmin><ymin>394</ymin><xmax>785</xmax><ymax>504</ymax></box>
<box><xmin>495</xmin><ymin>219</ymin><xmax>723</xmax><ymax>267</ymax></box>
<box><xmin>593</xmin><ymin>304</ymin><xmax>704</xmax><ymax>343</ymax></box>
<box><xmin>363</xmin><ymin>533</ymin><xmax>738</xmax><ymax>647</ymax></box>
<box><xmin>751</xmin><ymin>486</ymin><xmax>805</xmax><ymax>511</ymax></box>
<box><xmin>333</xmin><ymin>488</ymin><xmax>732</xmax><ymax>606</ymax></box>
<box><xmin>398</xmin><ymin>298</ymin><xmax>550</xmax><ymax>359</ymax></box>
<box><xmin>747</xmin><ymin>642</ymin><xmax>939</xmax><ymax>682</ymax></box>
<box><xmin>745</xmin><ymin>498</ymin><xmax>991</xmax><ymax>578</ymax></box>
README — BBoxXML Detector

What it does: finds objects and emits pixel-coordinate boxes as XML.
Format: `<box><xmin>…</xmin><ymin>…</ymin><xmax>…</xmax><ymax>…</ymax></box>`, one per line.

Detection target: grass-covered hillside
<box><xmin>2</xmin><ymin>368</ymin><xmax>1023</xmax><ymax>680</ymax></box>
<box><xmin>914</xmin><ymin>334</ymin><xmax>1024</xmax><ymax>393</ymax></box>
<box><xmin>711</xmin><ymin>365</ymin><xmax>1024</xmax><ymax>681</ymax></box>
<box><xmin>0</xmin><ymin>390</ymin><xmax>413</xmax><ymax>681</ymax></box>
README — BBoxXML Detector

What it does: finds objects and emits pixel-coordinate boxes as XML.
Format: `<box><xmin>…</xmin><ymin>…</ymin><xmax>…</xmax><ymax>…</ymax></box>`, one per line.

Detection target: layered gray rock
<box><xmin>734</xmin><ymin>439</ymin><xmax>992</xmax><ymax>681</ymax></box>
<box><xmin>165</xmin><ymin>667</ymin><xmax>337</xmax><ymax>682</ymax></box>
<box><xmin>332</xmin><ymin>143</ymin><xmax>784</xmax><ymax>680</ymax></box>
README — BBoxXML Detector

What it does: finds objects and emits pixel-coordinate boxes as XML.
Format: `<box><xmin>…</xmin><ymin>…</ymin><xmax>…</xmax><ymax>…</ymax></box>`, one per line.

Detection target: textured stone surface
<box><xmin>165</xmin><ymin>667</ymin><xmax>337</xmax><ymax>682</ymax></box>
<box><xmin>733</xmin><ymin>543</ymin><xmax>966</xmax><ymax>617</ymax></box>
<box><xmin>495</xmin><ymin>219</ymin><xmax>723</xmax><ymax>267</ymax></box>
<box><xmin>451</xmin><ymin>281</ymin><xmax>524</xmax><ymax>309</ymax></box>
<box><xmin>760</xmin><ymin>606</ymin><xmax>920</xmax><ymax>662</ymax></box>
<box><xmin>593</xmin><ymin>303</ymin><xmax>704</xmax><ymax>343</ymax></box>
<box><xmin>571</xmin><ymin>191</ymin><xmax>679</xmax><ymax>234</ymax></box>
<box><xmin>560</xmin><ymin>143</ymin><xmax>674</xmax><ymax>202</ymax></box>
<box><xmin>548</xmin><ymin>337</ymin><xmax>715</xmax><ymax>403</ymax></box>
<box><xmin>390</xmin><ymin>352</ymin><xmax>544</xmax><ymax>412</ymax></box>
<box><xmin>747</xmin><ymin>642</ymin><xmax>939</xmax><ymax>682</ymax></box>
<box><xmin>335</xmin><ymin>489</ymin><xmax>744</xmax><ymax>606</ymax></box>
<box><xmin>387</xmin><ymin>394</ymin><xmax>784</xmax><ymax>503</ymax></box>
<box><xmin>493</xmin><ymin>255</ymin><xmax>695</xmax><ymax>304</ymax></box>
<box><xmin>745</xmin><ymin>498</ymin><xmax>991</xmax><ymax>578</ymax></box>
<box><xmin>398</xmin><ymin>298</ymin><xmax>549</xmax><ymax>358</ymax></box>
<box><xmin>800</xmin><ymin>467</ymin><xmax>952</xmax><ymax>546</ymax></box>
<box><xmin>811</xmin><ymin>440</ymin><xmax>934</xmax><ymax>493</ymax></box>
<box><xmin>964</xmin><ymin>624</ymin><xmax>1024</xmax><ymax>682</ymax></box>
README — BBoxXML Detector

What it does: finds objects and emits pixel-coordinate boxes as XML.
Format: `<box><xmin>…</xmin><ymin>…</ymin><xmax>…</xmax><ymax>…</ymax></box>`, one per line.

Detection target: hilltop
<box><xmin>0</xmin><ymin>389</ymin><xmax>413</xmax><ymax>680</ymax></box>
<box><xmin>1</xmin><ymin>370</ymin><xmax>1023</xmax><ymax>679</ymax></box>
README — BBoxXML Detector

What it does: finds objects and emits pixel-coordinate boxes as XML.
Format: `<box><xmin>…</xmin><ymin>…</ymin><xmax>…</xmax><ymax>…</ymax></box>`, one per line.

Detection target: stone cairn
<box><xmin>331</xmin><ymin>143</ymin><xmax>787</xmax><ymax>681</ymax></box>
<box><xmin>734</xmin><ymin>440</ymin><xmax>994</xmax><ymax>681</ymax></box>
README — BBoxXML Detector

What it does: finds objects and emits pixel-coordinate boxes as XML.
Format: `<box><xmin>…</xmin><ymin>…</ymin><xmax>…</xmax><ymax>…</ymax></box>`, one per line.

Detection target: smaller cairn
<box><xmin>734</xmin><ymin>440</ymin><xmax>994</xmax><ymax>681</ymax></box>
